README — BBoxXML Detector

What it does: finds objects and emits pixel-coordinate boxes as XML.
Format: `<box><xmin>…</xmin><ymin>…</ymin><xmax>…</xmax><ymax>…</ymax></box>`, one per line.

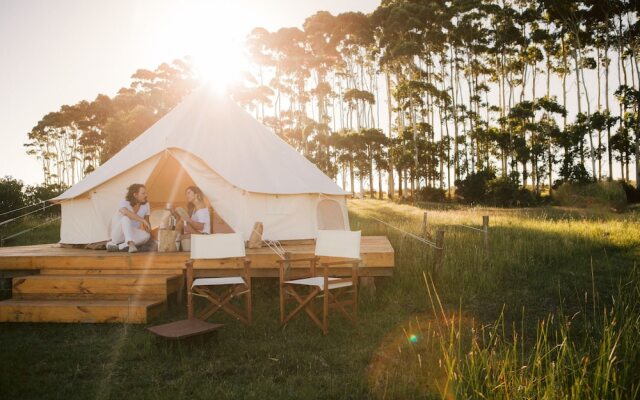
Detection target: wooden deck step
<box><xmin>12</xmin><ymin>274</ymin><xmax>182</xmax><ymax>301</ymax></box>
<box><xmin>39</xmin><ymin>269</ymin><xmax>184</xmax><ymax>276</ymax></box>
<box><xmin>0</xmin><ymin>298</ymin><xmax>166</xmax><ymax>323</ymax></box>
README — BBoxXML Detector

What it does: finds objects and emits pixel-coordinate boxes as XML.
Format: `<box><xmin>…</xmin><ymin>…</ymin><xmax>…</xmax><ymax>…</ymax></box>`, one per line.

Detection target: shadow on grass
<box><xmin>0</xmin><ymin>280</ymin><xmax>401</xmax><ymax>400</ymax></box>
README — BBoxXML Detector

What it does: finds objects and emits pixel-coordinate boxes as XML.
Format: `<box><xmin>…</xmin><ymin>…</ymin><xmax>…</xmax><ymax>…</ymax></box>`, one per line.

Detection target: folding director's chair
<box><xmin>278</xmin><ymin>230</ymin><xmax>361</xmax><ymax>335</ymax></box>
<box><xmin>186</xmin><ymin>233</ymin><xmax>252</xmax><ymax>325</ymax></box>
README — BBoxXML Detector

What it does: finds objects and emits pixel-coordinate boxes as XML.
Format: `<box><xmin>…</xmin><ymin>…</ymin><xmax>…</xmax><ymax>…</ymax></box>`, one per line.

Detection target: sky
<box><xmin>0</xmin><ymin>0</ymin><xmax>378</xmax><ymax>185</ymax></box>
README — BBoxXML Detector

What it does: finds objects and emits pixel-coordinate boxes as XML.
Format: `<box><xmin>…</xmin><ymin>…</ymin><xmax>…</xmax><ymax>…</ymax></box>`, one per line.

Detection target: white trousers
<box><xmin>108</xmin><ymin>216</ymin><xmax>150</xmax><ymax>249</ymax></box>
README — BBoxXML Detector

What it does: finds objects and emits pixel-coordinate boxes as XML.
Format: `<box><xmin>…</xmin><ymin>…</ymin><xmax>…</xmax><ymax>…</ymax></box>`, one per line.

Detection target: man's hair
<box><xmin>126</xmin><ymin>184</ymin><xmax>146</xmax><ymax>205</ymax></box>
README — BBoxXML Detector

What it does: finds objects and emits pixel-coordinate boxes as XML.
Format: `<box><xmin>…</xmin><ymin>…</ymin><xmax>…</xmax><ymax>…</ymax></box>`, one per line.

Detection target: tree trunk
<box><xmin>397</xmin><ymin>167</ymin><xmax>403</xmax><ymax>198</ymax></box>
<box><xmin>369</xmin><ymin>156</ymin><xmax>374</xmax><ymax>199</ymax></box>
<box><xmin>378</xmin><ymin>167</ymin><xmax>383</xmax><ymax>200</ymax></box>
<box><xmin>451</xmin><ymin>46</ymin><xmax>460</xmax><ymax>182</ymax></box>
<box><xmin>605</xmin><ymin>40</ymin><xmax>613</xmax><ymax>180</ymax></box>
<box><xmin>597</xmin><ymin>46</ymin><xmax>602</xmax><ymax>180</ymax></box>
<box><xmin>385</xmin><ymin>72</ymin><xmax>395</xmax><ymax>199</ymax></box>
<box><xmin>349</xmin><ymin>159</ymin><xmax>355</xmax><ymax>196</ymax></box>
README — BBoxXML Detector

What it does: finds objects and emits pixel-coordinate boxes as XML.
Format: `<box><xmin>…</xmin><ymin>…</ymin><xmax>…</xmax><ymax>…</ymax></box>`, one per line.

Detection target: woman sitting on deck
<box><xmin>175</xmin><ymin>186</ymin><xmax>211</xmax><ymax>236</ymax></box>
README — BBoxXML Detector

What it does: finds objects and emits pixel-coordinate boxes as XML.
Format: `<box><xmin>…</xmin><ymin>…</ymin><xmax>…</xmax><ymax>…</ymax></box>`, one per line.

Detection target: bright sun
<box><xmin>152</xmin><ymin>1</ymin><xmax>250</xmax><ymax>92</ymax></box>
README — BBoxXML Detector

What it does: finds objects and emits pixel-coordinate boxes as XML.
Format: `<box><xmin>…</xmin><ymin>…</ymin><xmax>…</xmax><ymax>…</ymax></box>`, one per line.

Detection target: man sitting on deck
<box><xmin>106</xmin><ymin>183</ymin><xmax>151</xmax><ymax>253</ymax></box>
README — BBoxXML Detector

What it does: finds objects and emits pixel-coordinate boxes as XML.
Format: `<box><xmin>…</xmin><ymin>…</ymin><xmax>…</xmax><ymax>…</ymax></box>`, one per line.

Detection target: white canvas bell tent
<box><xmin>52</xmin><ymin>86</ymin><xmax>350</xmax><ymax>244</ymax></box>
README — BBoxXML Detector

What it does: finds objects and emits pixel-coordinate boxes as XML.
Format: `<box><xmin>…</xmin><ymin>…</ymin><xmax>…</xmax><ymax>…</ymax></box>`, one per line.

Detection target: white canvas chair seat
<box><xmin>285</xmin><ymin>277</ymin><xmax>353</xmax><ymax>290</ymax></box>
<box><xmin>279</xmin><ymin>230</ymin><xmax>361</xmax><ymax>335</ymax></box>
<box><xmin>192</xmin><ymin>277</ymin><xmax>247</xmax><ymax>287</ymax></box>
<box><xmin>186</xmin><ymin>234</ymin><xmax>252</xmax><ymax>325</ymax></box>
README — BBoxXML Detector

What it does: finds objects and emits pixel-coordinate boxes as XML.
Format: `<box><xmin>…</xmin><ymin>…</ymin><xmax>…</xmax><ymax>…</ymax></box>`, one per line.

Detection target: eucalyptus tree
<box><xmin>537</xmin><ymin>96</ymin><xmax>568</xmax><ymax>189</ymax></box>
<box><xmin>485</xmin><ymin>0</ymin><xmax>525</xmax><ymax>176</ymax></box>
<box><xmin>303</xmin><ymin>11</ymin><xmax>340</xmax><ymax>128</ymax></box>
<box><xmin>332</xmin><ymin>12</ymin><xmax>376</xmax><ymax>132</ymax></box>
<box><xmin>26</xmin><ymin>59</ymin><xmax>196</xmax><ymax>185</ymax></box>
<box><xmin>333</xmin><ymin>129</ymin><xmax>363</xmax><ymax>195</ymax></box>
<box><xmin>252</xmin><ymin>27</ymin><xmax>313</xmax><ymax>154</ymax></box>
<box><xmin>615</xmin><ymin>84</ymin><xmax>640</xmax><ymax>187</ymax></box>
<box><xmin>246</xmin><ymin>27</ymin><xmax>277</xmax><ymax>120</ymax></box>
<box><xmin>359</xmin><ymin>128</ymin><xmax>388</xmax><ymax>197</ymax></box>
<box><xmin>372</xmin><ymin>0</ymin><xmax>426</xmax><ymax>198</ymax></box>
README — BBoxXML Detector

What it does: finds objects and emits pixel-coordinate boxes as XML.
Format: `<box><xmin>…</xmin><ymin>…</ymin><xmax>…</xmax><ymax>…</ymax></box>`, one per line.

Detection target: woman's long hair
<box><xmin>186</xmin><ymin>186</ymin><xmax>204</xmax><ymax>216</ymax></box>
<box><xmin>125</xmin><ymin>184</ymin><xmax>145</xmax><ymax>206</ymax></box>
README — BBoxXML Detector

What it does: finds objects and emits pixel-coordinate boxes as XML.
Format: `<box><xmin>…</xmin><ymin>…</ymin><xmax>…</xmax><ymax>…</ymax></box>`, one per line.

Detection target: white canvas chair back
<box><xmin>191</xmin><ymin>233</ymin><xmax>246</xmax><ymax>259</ymax></box>
<box><xmin>315</xmin><ymin>230</ymin><xmax>361</xmax><ymax>260</ymax></box>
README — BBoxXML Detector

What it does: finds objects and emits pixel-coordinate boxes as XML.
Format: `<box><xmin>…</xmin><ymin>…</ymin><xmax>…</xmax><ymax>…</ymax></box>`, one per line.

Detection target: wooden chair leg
<box><xmin>197</xmin><ymin>287</ymin><xmax>235</xmax><ymax>320</ymax></box>
<box><xmin>352</xmin><ymin>264</ymin><xmax>358</xmax><ymax>325</ymax></box>
<box><xmin>322</xmin><ymin>287</ymin><xmax>329</xmax><ymax>335</ymax></box>
<box><xmin>283</xmin><ymin>286</ymin><xmax>323</xmax><ymax>330</ymax></box>
<box><xmin>279</xmin><ymin>282</ymin><xmax>285</xmax><ymax>324</ymax></box>
<box><xmin>195</xmin><ymin>286</ymin><xmax>251</xmax><ymax>325</ymax></box>
<box><xmin>245</xmin><ymin>282</ymin><xmax>252</xmax><ymax>326</ymax></box>
<box><xmin>187</xmin><ymin>290</ymin><xmax>194</xmax><ymax>319</ymax></box>
<box><xmin>353</xmin><ymin>283</ymin><xmax>358</xmax><ymax>325</ymax></box>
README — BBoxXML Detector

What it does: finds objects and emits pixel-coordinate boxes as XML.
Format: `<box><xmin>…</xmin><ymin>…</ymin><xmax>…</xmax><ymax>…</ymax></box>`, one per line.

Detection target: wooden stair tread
<box><xmin>11</xmin><ymin>274</ymin><xmax>183</xmax><ymax>300</ymax></box>
<box><xmin>12</xmin><ymin>274</ymin><xmax>181</xmax><ymax>291</ymax></box>
<box><xmin>17</xmin><ymin>274</ymin><xmax>181</xmax><ymax>280</ymax></box>
<box><xmin>0</xmin><ymin>298</ymin><xmax>167</xmax><ymax>323</ymax></box>
<box><xmin>0</xmin><ymin>298</ymin><xmax>164</xmax><ymax>307</ymax></box>
<box><xmin>39</xmin><ymin>269</ymin><xmax>184</xmax><ymax>276</ymax></box>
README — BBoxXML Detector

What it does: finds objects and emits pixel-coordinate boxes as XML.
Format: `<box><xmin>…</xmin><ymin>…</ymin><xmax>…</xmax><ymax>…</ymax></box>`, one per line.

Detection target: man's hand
<box><xmin>140</xmin><ymin>219</ymin><xmax>151</xmax><ymax>232</ymax></box>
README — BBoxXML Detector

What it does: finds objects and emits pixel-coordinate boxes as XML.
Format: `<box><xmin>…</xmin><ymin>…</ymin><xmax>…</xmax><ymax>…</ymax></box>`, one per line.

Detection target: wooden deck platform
<box><xmin>0</xmin><ymin>237</ymin><xmax>394</xmax><ymax>324</ymax></box>
<box><xmin>0</xmin><ymin>236</ymin><xmax>394</xmax><ymax>276</ymax></box>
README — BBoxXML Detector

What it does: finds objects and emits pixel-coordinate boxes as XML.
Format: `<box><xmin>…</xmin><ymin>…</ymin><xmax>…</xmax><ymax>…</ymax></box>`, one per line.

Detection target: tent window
<box><xmin>316</xmin><ymin>199</ymin><xmax>346</xmax><ymax>230</ymax></box>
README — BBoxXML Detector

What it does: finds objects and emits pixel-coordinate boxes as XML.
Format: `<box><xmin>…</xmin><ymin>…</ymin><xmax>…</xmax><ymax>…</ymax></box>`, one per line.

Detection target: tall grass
<box><xmin>415</xmin><ymin>269</ymin><xmax>640</xmax><ymax>399</ymax></box>
<box><xmin>349</xmin><ymin>200</ymin><xmax>639</xmax><ymax>324</ymax></box>
<box><xmin>349</xmin><ymin>200</ymin><xmax>640</xmax><ymax>399</ymax></box>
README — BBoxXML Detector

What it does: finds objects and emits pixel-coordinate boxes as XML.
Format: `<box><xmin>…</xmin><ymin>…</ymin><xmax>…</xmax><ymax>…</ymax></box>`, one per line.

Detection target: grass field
<box><xmin>0</xmin><ymin>200</ymin><xmax>639</xmax><ymax>399</ymax></box>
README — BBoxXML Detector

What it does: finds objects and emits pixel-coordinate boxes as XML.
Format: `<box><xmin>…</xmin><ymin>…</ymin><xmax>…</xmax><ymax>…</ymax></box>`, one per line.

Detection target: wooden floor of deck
<box><xmin>0</xmin><ymin>236</ymin><xmax>395</xmax><ymax>277</ymax></box>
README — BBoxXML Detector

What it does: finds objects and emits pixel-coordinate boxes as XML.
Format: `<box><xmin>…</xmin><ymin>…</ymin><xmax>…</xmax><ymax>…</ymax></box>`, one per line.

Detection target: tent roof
<box><xmin>54</xmin><ymin>86</ymin><xmax>347</xmax><ymax>200</ymax></box>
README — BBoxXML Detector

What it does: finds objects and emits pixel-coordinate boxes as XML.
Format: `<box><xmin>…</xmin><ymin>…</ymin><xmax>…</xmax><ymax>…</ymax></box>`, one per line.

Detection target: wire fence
<box><xmin>0</xmin><ymin>202</ymin><xmax>59</xmax><ymax>227</ymax></box>
<box><xmin>369</xmin><ymin>216</ymin><xmax>442</xmax><ymax>249</ymax></box>
<box><xmin>0</xmin><ymin>201</ymin><xmax>46</xmax><ymax>217</ymax></box>
<box><xmin>0</xmin><ymin>216</ymin><xmax>61</xmax><ymax>246</ymax></box>
<box><xmin>0</xmin><ymin>201</ymin><xmax>61</xmax><ymax>246</ymax></box>
<box><xmin>368</xmin><ymin>212</ymin><xmax>491</xmax><ymax>267</ymax></box>
<box><xmin>450</xmin><ymin>223</ymin><xmax>487</xmax><ymax>233</ymax></box>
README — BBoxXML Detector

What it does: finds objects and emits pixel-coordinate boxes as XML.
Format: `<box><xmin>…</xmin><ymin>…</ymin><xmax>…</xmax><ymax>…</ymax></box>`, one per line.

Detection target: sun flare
<box><xmin>154</xmin><ymin>1</ymin><xmax>250</xmax><ymax>92</ymax></box>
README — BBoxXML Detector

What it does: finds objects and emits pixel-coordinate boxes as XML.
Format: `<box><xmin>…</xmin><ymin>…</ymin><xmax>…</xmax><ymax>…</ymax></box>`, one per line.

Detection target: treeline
<box><xmin>25</xmin><ymin>0</ymin><xmax>639</xmax><ymax>201</ymax></box>
<box><xmin>25</xmin><ymin>60</ymin><xmax>197</xmax><ymax>186</ymax></box>
<box><xmin>230</xmin><ymin>0</ymin><xmax>639</xmax><ymax>199</ymax></box>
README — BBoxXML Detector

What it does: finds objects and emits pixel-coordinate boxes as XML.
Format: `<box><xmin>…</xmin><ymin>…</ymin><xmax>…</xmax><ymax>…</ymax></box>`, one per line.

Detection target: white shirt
<box><xmin>118</xmin><ymin>200</ymin><xmax>150</xmax><ymax>229</ymax></box>
<box><xmin>189</xmin><ymin>208</ymin><xmax>211</xmax><ymax>234</ymax></box>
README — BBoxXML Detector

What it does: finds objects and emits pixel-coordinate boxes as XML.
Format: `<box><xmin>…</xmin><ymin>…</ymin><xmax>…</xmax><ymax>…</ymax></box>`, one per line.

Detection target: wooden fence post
<box><xmin>435</xmin><ymin>229</ymin><xmax>445</xmax><ymax>271</ymax></box>
<box><xmin>483</xmin><ymin>215</ymin><xmax>490</xmax><ymax>256</ymax></box>
<box><xmin>422</xmin><ymin>211</ymin><xmax>431</xmax><ymax>240</ymax></box>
